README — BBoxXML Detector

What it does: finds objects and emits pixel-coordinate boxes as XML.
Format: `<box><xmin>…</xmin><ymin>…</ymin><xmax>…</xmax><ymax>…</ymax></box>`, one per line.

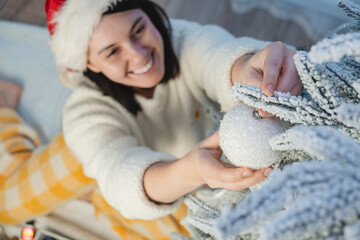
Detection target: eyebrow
<box><xmin>130</xmin><ymin>16</ymin><xmax>143</xmax><ymax>32</ymax></box>
<box><xmin>98</xmin><ymin>43</ymin><xmax>116</xmax><ymax>55</ymax></box>
<box><xmin>97</xmin><ymin>16</ymin><xmax>144</xmax><ymax>55</ymax></box>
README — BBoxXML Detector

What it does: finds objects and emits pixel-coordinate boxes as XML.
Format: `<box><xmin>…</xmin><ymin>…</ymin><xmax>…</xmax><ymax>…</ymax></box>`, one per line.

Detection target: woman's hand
<box><xmin>189</xmin><ymin>131</ymin><xmax>272</xmax><ymax>191</ymax></box>
<box><xmin>232</xmin><ymin>41</ymin><xmax>302</xmax><ymax>117</ymax></box>
<box><xmin>143</xmin><ymin>131</ymin><xmax>272</xmax><ymax>204</ymax></box>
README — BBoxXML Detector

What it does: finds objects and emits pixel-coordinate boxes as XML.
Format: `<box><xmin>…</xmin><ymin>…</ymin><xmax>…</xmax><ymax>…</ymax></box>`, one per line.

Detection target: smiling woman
<box><xmin>83</xmin><ymin>1</ymin><xmax>178</xmax><ymax>114</ymax></box>
<box><xmin>0</xmin><ymin>0</ymin><xmax>302</xmax><ymax>239</ymax></box>
<box><xmin>87</xmin><ymin>11</ymin><xmax>166</xmax><ymax>102</ymax></box>
<box><xmin>48</xmin><ymin>0</ymin><xmax>300</xmax><ymax>218</ymax></box>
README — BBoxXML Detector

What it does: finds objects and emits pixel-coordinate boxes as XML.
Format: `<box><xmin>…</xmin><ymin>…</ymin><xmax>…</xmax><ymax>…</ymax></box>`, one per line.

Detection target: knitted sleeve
<box><xmin>171</xmin><ymin>19</ymin><xmax>269</xmax><ymax>112</ymax></box>
<box><xmin>62</xmin><ymin>83</ymin><xmax>182</xmax><ymax>220</ymax></box>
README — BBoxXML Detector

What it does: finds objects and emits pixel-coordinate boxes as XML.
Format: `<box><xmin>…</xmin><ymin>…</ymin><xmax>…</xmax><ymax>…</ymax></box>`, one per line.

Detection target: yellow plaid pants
<box><xmin>0</xmin><ymin>108</ymin><xmax>188</xmax><ymax>239</ymax></box>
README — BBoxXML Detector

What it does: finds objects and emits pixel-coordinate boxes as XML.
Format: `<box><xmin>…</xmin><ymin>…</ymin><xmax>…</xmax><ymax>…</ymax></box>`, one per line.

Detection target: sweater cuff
<box><xmin>109</xmin><ymin>146</ymin><xmax>183</xmax><ymax>220</ymax></box>
<box><xmin>216</xmin><ymin>37</ymin><xmax>269</xmax><ymax>112</ymax></box>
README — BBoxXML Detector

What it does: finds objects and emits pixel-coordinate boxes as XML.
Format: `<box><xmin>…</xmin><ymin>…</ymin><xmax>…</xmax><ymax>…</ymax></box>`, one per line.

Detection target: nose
<box><xmin>125</xmin><ymin>42</ymin><xmax>147</xmax><ymax>64</ymax></box>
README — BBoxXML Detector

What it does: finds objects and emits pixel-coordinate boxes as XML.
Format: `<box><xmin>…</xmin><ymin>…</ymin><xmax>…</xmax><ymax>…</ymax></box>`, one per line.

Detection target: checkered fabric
<box><xmin>0</xmin><ymin>108</ymin><xmax>95</xmax><ymax>224</ymax></box>
<box><xmin>92</xmin><ymin>189</ymin><xmax>189</xmax><ymax>239</ymax></box>
<box><xmin>0</xmin><ymin>108</ymin><xmax>188</xmax><ymax>239</ymax></box>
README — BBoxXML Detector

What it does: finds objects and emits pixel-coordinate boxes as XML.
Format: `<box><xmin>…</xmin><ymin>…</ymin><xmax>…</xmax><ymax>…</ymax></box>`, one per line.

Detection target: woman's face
<box><xmin>87</xmin><ymin>9</ymin><xmax>165</xmax><ymax>89</ymax></box>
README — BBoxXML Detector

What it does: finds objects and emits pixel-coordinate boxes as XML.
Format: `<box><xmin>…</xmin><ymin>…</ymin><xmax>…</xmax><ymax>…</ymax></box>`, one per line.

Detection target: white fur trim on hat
<box><xmin>50</xmin><ymin>0</ymin><xmax>124</xmax><ymax>88</ymax></box>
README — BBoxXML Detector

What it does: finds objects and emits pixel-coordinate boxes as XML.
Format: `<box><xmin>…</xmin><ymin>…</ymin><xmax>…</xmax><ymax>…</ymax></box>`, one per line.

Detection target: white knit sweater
<box><xmin>63</xmin><ymin>19</ymin><xmax>268</xmax><ymax>220</ymax></box>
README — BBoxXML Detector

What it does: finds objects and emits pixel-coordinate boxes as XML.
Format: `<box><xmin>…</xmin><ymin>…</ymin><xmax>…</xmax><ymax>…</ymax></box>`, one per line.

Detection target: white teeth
<box><xmin>132</xmin><ymin>58</ymin><xmax>153</xmax><ymax>74</ymax></box>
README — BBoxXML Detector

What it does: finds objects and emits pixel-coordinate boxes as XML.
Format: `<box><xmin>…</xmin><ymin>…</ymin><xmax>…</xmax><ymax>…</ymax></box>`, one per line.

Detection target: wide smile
<box><xmin>131</xmin><ymin>55</ymin><xmax>154</xmax><ymax>75</ymax></box>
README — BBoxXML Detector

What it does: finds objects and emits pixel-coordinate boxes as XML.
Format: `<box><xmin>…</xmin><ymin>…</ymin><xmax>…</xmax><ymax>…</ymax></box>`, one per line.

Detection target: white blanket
<box><xmin>0</xmin><ymin>20</ymin><xmax>122</xmax><ymax>240</ymax></box>
<box><xmin>0</xmin><ymin>20</ymin><xmax>70</xmax><ymax>144</ymax></box>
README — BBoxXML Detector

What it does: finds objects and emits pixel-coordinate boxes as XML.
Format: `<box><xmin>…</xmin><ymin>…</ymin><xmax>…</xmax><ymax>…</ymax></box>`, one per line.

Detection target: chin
<box><xmin>144</xmin><ymin>81</ymin><xmax>160</xmax><ymax>89</ymax></box>
<box><xmin>146</xmin><ymin>75</ymin><xmax>163</xmax><ymax>88</ymax></box>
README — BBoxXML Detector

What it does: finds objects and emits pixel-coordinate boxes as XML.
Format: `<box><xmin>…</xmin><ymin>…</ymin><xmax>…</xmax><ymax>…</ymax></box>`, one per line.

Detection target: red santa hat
<box><xmin>45</xmin><ymin>0</ymin><xmax>140</xmax><ymax>88</ymax></box>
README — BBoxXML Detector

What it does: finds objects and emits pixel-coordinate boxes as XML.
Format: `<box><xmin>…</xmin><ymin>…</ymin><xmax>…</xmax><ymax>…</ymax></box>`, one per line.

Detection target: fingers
<box><xmin>200</xmin><ymin>155</ymin><xmax>253</xmax><ymax>183</ymax></box>
<box><xmin>251</xmin><ymin>43</ymin><xmax>301</xmax><ymax>118</ymax></box>
<box><xmin>206</xmin><ymin>167</ymin><xmax>272</xmax><ymax>190</ymax></box>
<box><xmin>234</xmin><ymin>41</ymin><xmax>300</xmax><ymax>98</ymax></box>
<box><xmin>258</xmin><ymin>51</ymin><xmax>301</xmax><ymax>118</ymax></box>
<box><xmin>274</xmin><ymin>49</ymin><xmax>301</xmax><ymax>95</ymax></box>
<box><xmin>290</xmin><ymin>80</ymin><xmax>303</xmax><ymax>96</ymax></box>
<box><xmin>260</xmin><ymin>42</ymin><xmax>302</xmax><ymax>98</ymax></box>
<box><xmin>201</xmin><ymin>156</ymin><xmax>272</xmax><ymax>189</ymax></box>
<box><xmin>261</xmin><ymin>42</ymin><xmax>286</xmax><ymax>97</ymax></box>
<box><xmin>258</xmin><ymin>109</ymin><xmax>274</xmax><ymax>118</ymax></box>
<box><xmin>215</xmin><ymin>166</ymin><xmax>254</xmax><ymax>182</ymax></box>
<box><xmin>222</xmin><ymin>168</ymin><xmax>272</xmax><ymax>190</ymax></box>
<box><xmin>195</xmin><ymin>130</ymin><xmax>272</xmax><ymax>190</ymax></box>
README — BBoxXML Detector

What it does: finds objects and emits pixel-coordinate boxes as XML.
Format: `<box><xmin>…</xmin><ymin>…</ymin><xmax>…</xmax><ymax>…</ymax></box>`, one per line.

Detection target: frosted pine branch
<box><xmin>270</xmin><ymin>125</ymin><xmax>360</xmax><ymax>166</ymax></box>
<box><xmin>178</xmin><ymin>195</ymin><xmax>220</xmax><ymax>239</ymax></box>
<box><xmin>184</xmin><ymin>1</ymin><xmax>360</xmax><ymax>239</ymax></box>
<box><xmin>337</xmin><ymin>59</ymin><xmax>360</xmax><ymax>94</ymax></box>
<box><xmin>180</xmin><ymin>189</ymin><xmax>256</xmax><ymax>240</ymax></box>
<box><xmin>261</xmin><ymin>172</ymin><xmax>360</xmax><ymax>240</ymax></box>
<box><xmin>216</xmin><ymin>125</ymin><xmax>360</xmax><ymax>240</ymax></box>
<box><xmin>184</xmin><ymin>215</ymin><xmax>215</xmax><ymax>236</ymax></box>
<box><xmin>170</xmin><ymin>233</ymin><xmax>192</xmax><ymax>240</ymax></box>
<box><xmin>336</xmin><ymin>103</ymin><xmax>360</xmax><ymax>129</ymax></box>
<box><xmin>231</xmin><ymin>50</ymin><xmax>360</xmax><ymax>141</ymax></box>
<box><xmin>216</xmin><ymin>160</ymin><xmax>360</xmax><ymax>240</ymax></box>
<box><xmin>231</xmin><ymin>82</ymin><xmax>360</xmax><ymax>140</ymax></box>
<box><xmin>231</xmin><ymin>83</ymin><xmax>333</xmax><ymax>125</ymax></box>
<box><xmin>184</xmin><ymin>195</ymin><xmax>220</xmax><ymax>219</ymax></box>
<box><xmin>335</xmin><ymin>103</ymin><xmax>360</xmax><ymax>140</ymax></box>
<box><xmin>308</xmin><ymin>32</ymin><xmax>360</xmax><ymax>63</ymax></box>
<box><xmin>326</xmin><ymin>21</ymin><xmax>360</xmax><ymax>38</ymax></box>
<box><xmin>341</xmin><ymin>57</ymin><xmax>360</xmax><ymax>76</ymax></box>
<box><xmin>276</xmin><ymin>149</ymin><xmax>312</xmax><ymax>169</ymax></box>
<box><xmin>294</xmin><ymin>51</ymin><xmax>360</xmax><ymax>112</ymax></box>
<box><xmin>324</xmin><ymin>61</ymin><xmax>360</xmax><ymax>100</ymax></box>
<box><xmin>354</xmin><ymin>81</ymin><xmax>360</xmax><ymax>95</ymax></box>
<box><xmin>338</xmin><ymin>0</ymin><xmax>360</xmax><ymax>22</ymax></box>
<box><xmin>344</xmin><ymin>221</ymin><xmax>360</xmax><ymax>240</ymax></box>
<box><xmin>215</xmin><ymin>162</ymin><xmax>342</xmax><ymax>236</ymax></box>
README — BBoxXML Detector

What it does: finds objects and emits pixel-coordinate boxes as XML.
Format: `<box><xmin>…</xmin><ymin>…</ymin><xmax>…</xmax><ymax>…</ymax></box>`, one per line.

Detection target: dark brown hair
<box><xmin>84</xmin><ymin>0</ymin><xmax>179</xmax><ymax>115</ymax></box>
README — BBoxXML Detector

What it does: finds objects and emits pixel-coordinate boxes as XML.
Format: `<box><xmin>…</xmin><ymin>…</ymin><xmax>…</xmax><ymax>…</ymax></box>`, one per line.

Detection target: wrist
<box><xmin>181</xmin><ymin>152</ymin><xmax>206</xmax><ymax>190</ymax></box>
<box><xmin>143</xmin><ymin>155</ymin><xmax>204</xmax><ymax>204</ymax></box>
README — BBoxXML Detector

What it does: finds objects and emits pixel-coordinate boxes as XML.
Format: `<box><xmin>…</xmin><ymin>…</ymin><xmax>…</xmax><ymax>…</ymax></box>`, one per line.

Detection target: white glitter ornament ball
<box><xmin>219</xmin><ymin>104</ymin><xmax>288</xmax><ymax>169</ymax></box>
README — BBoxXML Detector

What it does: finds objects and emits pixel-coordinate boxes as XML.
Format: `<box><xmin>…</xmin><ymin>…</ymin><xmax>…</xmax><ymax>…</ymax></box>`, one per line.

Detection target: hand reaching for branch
<box><xmin>232</xmin><ymin>41</ymin><xmax>302</xmax><ymax>117</ymax></box>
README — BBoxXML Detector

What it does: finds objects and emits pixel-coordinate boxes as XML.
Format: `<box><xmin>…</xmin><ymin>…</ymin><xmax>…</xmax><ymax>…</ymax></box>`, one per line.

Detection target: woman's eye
<box><xmin>107</xmin><ymin>49</ymin><xmax>118</xmax><ymax>58</ymax></box>
<box><xmin>135</xmin><ymin>25</ymin><xmax>145</xmax><ymax>35</ymax></box>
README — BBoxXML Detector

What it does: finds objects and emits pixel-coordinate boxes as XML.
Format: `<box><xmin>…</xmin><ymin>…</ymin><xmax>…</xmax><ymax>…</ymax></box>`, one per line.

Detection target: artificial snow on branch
<box><xmin>338</xmin><ymin>0</ymin><xmax>360</xmax><ymax>22</ymax></box>
<box><xmin>231</xmin><ymin>51</ymin><xmax>360</xmax><ymax>141</ymax></box>
<box><xmin>173</xmin><ymin>1</ymin><xmax>360</xmax><ymax>239</ymax></box>
<box><xmin>216</xmin><ymin>125</ymin><xmax>360</xmax><ymax>240</ymax></box>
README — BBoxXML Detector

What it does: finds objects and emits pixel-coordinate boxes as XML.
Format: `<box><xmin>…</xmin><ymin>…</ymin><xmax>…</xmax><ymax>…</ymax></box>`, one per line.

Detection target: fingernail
<box><xmin>257</xmin><ymin>110</ymin><xmax>264</xmax><ymax>118</ymax></box>
<box><xmin>264</xmin><ymin>168</ymin><xmax>272</xmax><ymax>177</ymax></box>
<box><xmin>267</xmin><ymin>84</ymin><xmax>274</xmax><ymax>93</ymax></box>
<box><xmin>242</xmin><ymin>171</ymin><xmax>253</xmax><ymax>178</ymax></box>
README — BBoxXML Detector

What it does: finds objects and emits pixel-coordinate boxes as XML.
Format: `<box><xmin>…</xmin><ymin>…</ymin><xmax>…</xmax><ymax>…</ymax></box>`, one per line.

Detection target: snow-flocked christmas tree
<box><xmin>172</xmin><ymin>1</ymin><xmax>360</xmax><ymax>239</ymax></box>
